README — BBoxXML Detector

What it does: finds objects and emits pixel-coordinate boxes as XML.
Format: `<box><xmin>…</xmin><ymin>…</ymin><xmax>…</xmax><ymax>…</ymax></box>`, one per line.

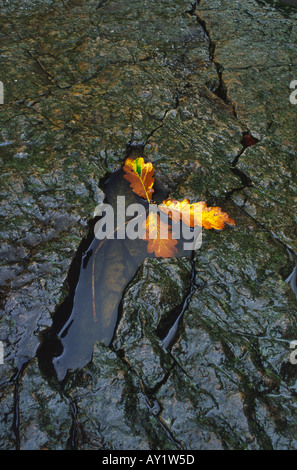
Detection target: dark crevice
<box><xmin>143</xmin><ymin>105</ymin><xmax>177</xmax><ymax>149</ymax></box>
<box><xmin>95</xmin><ymin>0</ymin><xmax>108</xmax><ymax>10</ymax></box>
<box><xmin>187</xmin><ymin>6</ymin><xmax>238</xmax><ymax>118</ymax></box>
<box><xmin>146</xmin><ymin>370</ymin><xmax>172</xmax><ymax>398</ymax></box>
<box><xmin>13</xmin><ymin>377</ymin><xmax>21</xmax><ymax>450</ymax></box>
<box><xmin>146</xmin><ymin>396</ymin><xmax>184</xmax><ymax>449</ymax></box>
<box><xmin>0</xmin><ymin>357</ymin><xmax>32</xmax><ymax>451</ymax></box>
<box><xmin>156</xmin><ymin>254</ymin><xmax>199</xmax><ymax>350</ymax></box>
<box><xmin>67</xmin><ymin>399</ymin><xmax>79</xmax><ymax>450</ymax></box>
<box><xmin>128</xmin><ymin>108</ymin><xmax>172</xmax><ymax>151</ymax></box>
<box><xmin>225</xmin><ymin>132</ymin><xmax>259</xmax><ymax>198</ymax></box>
<box><xmin>286</xmin><ymin>263</ymin><xmax>297</xmax><ymax>300</ymax></box>
<box><xmin>144</xmin><ymin>122</ymin><xmax>165</xmax><ymax>147</ymax></box>
<box><xmin>213</xmin><ymin>68</ymin><xmax>237</xmax><ymax>118</ymax></box>
<box><xmin>231</xmin><ymin>147</ymin><xmax>246</xmax><ymax>168</ymax></box>
<box><xmin>185</xmin><ymin>0</ymin><xmax>200</xmax><ymax>16</ymax></box>
<box><xmin>36</xmin><ymin>216</ymin><xmax>101</xmax><ymax>383</ymax></box>
<box><xmin>11</xmin><ymin>361</ymin><xmax>30</xmax><ymax>450</ymax></box>
<box><xmin>223</xmin><ymin>184</ymin><xmax>247</xmax><ymax>200</ymax></box>
<box><xmin>152</xmin><ymin>407</ymin><xmax>184</xmax><ymax>449</ymax></box>
<box><xmin>229</xmin><ymin>166</ymin><xmax>253</xmax><ymax>188</ymax></box>
<box><xmin>110</xmin><ymin>347</ymin><xmax>183</xmax><ymax>449</ymax></box>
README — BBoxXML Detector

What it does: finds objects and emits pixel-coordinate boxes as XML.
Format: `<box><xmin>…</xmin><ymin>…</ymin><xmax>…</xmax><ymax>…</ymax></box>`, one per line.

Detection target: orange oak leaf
<box><xmin>159</xmin><ymin>199</ymin><xmax>235</xmax><ymax>230</ymax></box>
<box><xmin>158</xmin><ymin>199</ymin><xmax>194</xmax><ymax>226</ymax></box>
<box><xmin>142</xmin><ymin>211</ymin><xmax>178</xmax><ymax>258</ymax></box>
<box><xmin>200</xmin><ymin>202</ymin><xmax>236</xmax><ymax>230</ymax></box>
<box><xmin>123</xmin><ymin>157</ymin><xmax>155</xmax><ymax>203</ymax></box>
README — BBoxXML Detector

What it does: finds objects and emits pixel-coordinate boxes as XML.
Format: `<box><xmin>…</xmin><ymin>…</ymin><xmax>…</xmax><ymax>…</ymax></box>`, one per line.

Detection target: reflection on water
<box><xmin>45</xmin><ymin>168</ymin><xmax>194</xmax><ymax>381</ymax></box>
<box><xmin>286</xmin><ymin>264</ymin><xmax>297</xmax><ymax>300</ymax></box>
<box><xmin>53</xmin><ymin>235</ymin><xmax>149</xmax><ymax>381</ymax></box>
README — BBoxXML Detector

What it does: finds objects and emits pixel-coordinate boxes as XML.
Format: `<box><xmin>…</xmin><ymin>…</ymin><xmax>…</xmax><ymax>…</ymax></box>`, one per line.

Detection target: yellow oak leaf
<box><xmin>123</xmin><ymin>157</ymin><xmax>155</xmax><ymax>203</ymax></box>
<box><xmin>200</xmin><ymin>202</ymin><xmax>236</xmax><ymax>230</ymax></box>
<box><xmin>159</xmin><ymin>199</ymin><xmax>235</xmax><ymax>230</ymax></box>
<box><xmin>142</xmin><ymin>211</ymin><xmax>178</xmax><ymax>258</ymax></box>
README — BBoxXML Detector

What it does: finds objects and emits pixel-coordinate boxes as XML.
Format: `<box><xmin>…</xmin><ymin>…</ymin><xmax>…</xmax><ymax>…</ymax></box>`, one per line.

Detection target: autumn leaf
<box><xmin>123</xmin><ymin>157</ymin><xmax>155</xmax><ymax>203</ymax></box>
<box><xmin>142</xmin><ymin>211</ymin><xmax>178</xmax><ymax>258</ymax></box>
<box><xmin>159</xmin><ymin>199</ymin><xmax>235</xmax><ymax>230</ymax></box>
<box><xmin>158</xmin><ymin>199</ymin><xmax>196</xmax><ymax>226</ymax></box>
<box><xmin>200</xmin><ymin>202</ymin><xmax>236</xmax><ymax>230</ymax></box>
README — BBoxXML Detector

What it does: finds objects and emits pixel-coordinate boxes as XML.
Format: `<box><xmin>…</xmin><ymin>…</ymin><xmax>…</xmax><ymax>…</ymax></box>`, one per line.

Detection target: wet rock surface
<box><xmin>0</xmin><ymin>0</ymin><xmax>297</xmax><ymax>450</ymax></box>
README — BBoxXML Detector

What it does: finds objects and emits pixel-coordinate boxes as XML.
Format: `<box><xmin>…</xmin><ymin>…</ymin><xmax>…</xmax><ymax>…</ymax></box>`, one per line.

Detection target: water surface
<box><xmin>40</xmin><ymin>168</ymin><xmax>194</xmax><ymax>381</ymax></box>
